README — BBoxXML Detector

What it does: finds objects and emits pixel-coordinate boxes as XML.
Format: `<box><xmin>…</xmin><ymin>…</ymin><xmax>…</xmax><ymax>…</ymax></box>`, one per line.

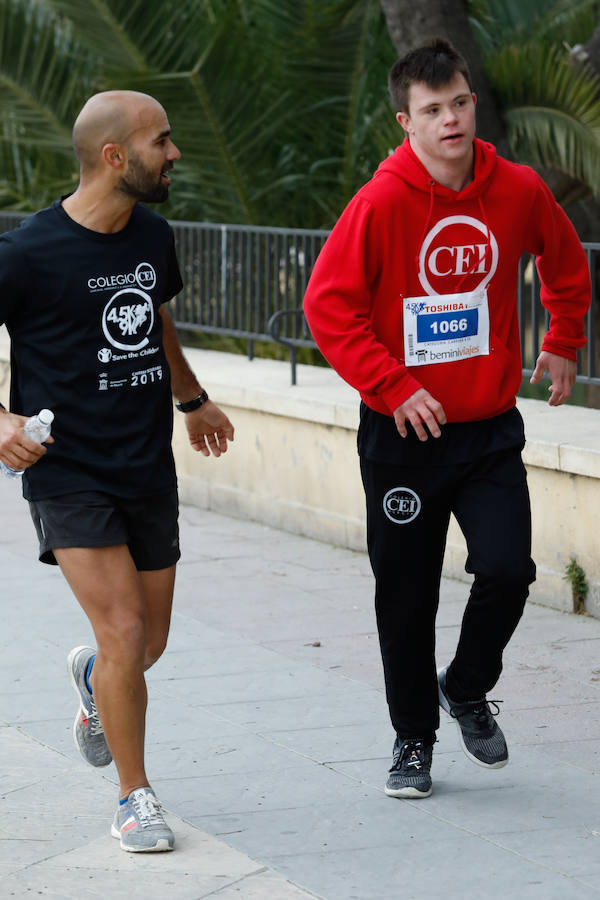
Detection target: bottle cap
<box><xmin>38</xmin><ymin>409</ymin><xmax>54</xmax><ymax>424</ymax></box>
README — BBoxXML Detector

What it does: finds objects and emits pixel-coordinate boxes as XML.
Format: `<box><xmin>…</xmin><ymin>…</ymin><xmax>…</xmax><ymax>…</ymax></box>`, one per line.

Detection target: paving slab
<box><xmin>1</xmin><ymin>475</ymin><xmax>600</xmax><ymax>899</ymax></box>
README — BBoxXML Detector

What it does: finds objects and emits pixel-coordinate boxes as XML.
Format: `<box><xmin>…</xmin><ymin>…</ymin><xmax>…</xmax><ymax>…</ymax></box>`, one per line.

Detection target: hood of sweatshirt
<box><xmin>370</xmin><ymin>138</ymin><xmax>498</xmax><ymax>294</ymax></box>
<box><xmin>373</xmin><ymin>137</ymin><xmax>497</xmax><ymax>200</ymax></box>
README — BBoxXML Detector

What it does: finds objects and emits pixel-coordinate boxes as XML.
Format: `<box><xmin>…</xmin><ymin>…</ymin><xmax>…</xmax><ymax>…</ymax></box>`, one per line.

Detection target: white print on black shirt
<box><xmin>417</xmin><ymin>215</ymin><xmax>498</xmax><ymax>296</ymax></box>
<box><xmin>97</xmin><ymin>346</ymin><xmax>159</xmax><ymax>364</ymax></box>
<box><xmin>88</xmin><ymin>261</ymin><xmax>157</xmax><ymax>293</ymax></box>
<box><xmin>102</xmin><ymin>288</ymin><xmax>154</xmax><ymax>351</ymax></box>
<box><xmin>93</xmin><ymin>260</ymin><xmax>162</xmax><ymax>391</ymax></box>
<box><xmin>98</xmin><ymin>362</ymin><xmax>162</xmax><ymax>391</ymax></box>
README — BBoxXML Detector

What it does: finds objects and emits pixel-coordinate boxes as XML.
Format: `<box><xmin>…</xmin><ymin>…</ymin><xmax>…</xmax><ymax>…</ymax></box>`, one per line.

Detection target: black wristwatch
<box><xmin>175</xmin><ymin>389</ymin><xmax>209</xmax><ymax>413</ymax></box>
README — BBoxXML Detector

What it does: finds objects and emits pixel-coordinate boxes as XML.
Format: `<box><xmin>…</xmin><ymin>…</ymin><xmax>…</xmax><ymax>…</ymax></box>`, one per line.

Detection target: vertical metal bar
<box><xmin>291</xmin><ymin>346</ymin><xmax>297</xmax><ymax>386</ymax></box>
<box><xmin>530</xmin><ymin>257</ymin><xmax>540</xmax><ymax>363</ymax></box>
<box><xmin>211</xmin><ymin>226</ymin><xmax>217</xmax><ymax>327</ymax></box>
<box><xmin>196</xmin><ymin>227</ymin><xmax>202</xmax><ymax>326</ymax></box>
<box><xmin>274</xmin><ymin>233</ymin><xmax>281</xmax><ymax>319</ymax></box>
<box><xmin>220</xmin><ymin>225</ymin><xmax>228</xmax><ymax>324</ymax></box>
<box><xmin>255</xmin><ymin>230</ymin><xmax>261</xmax><ymax>335</ymax></box>
<box><xmin>292</xmin><ymin>232</ymin><xmax>299</xmax><ymax>341</ymax></box>
<box><xmin>283</xmin><ymin>234</ymin><xmax>290</xmax><ymax>316</ymax></box>
<box><xmin>246</xmin><ymin>228</ymin><xmax>253</xmax><ymax>337</ymax></box>
<box><xmin>186</xmin><ymin>224</ymin><xmax>193</xmax><ymax>324</ymax></box>
<box><xmin>265</xmin><ymin>232</ymin><xmax>272</xmax><ymax>332</ymax></box>
<box><xmin>239</xmin><ymin>230</ymin><xmax>245</xmax><ymax>332</ymax></box>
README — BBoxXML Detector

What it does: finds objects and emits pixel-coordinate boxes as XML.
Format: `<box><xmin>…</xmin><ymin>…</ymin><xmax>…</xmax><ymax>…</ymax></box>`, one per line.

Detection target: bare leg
<box><xmin>140</xmin><ymin>566</ymin><xmax>176</xmax><ymax>670</ymax></box>
<box><xmin>55</xmin><ymin>545</ymin><xmax>175</xmax><ymax>799</ymax></box>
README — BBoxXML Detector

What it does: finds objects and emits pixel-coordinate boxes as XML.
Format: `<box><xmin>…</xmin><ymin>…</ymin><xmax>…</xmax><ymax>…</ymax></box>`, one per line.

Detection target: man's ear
<box><xmin>396</xmin><ymin>111</ymin><xmax>413</xmax><ymax>135</ymax></box>
<box><xmin>102</xmin><ymin>143</ymin><xmax>125</xmax><ymax>169</ymax></box>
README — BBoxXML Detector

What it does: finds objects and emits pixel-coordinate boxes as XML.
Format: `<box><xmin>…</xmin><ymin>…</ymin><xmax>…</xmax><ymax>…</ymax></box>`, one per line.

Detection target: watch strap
<box><xmin>175</xmin><ymin>389</ymin><xmax>209</xmax><ymax>412</ymax></box>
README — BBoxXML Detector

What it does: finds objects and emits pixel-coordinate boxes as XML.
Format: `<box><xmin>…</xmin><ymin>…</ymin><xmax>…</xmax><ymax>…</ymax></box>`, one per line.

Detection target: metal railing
<box><xmin>1</xmin><ymin>210</ymin><xmax>598</xmax><ymax>390</ymax></box>
<box><xmin>169</xmin><ymin>219</ymin><xmax>328</xmax><ymax>383</ymax></box>
<box><xmin>517</xmin><ymin>247</ymin><xmax>599</xmax><ymax>385</ymax></box>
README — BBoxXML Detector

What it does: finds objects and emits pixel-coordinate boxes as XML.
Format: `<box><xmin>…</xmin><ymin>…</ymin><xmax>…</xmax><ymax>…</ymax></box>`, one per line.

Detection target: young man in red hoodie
<box><xmin>303</xmin><ymin>39</ymin><xmax>590</xmax><ymax>798</ymax></box>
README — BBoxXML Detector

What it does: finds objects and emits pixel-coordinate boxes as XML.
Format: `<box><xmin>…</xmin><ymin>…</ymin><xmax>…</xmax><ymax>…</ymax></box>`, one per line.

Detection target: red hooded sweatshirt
<box><xmin>303</xmin><ymin>138</ymin><xmax>590</xmax><ymax>422</ymax></box>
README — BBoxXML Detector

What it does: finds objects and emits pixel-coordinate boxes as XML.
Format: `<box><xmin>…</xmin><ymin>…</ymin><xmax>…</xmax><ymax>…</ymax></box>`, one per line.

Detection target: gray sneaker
<box><xmin>385</xmin><ymin>737</ymin><xmax>433</xmax><ymax>798</ymax></box>
<box><xmin>437</xmin><ymin>666</ymin><xmax>508</xmax><ymax>769</ymax></box>
<box><xmin>111</xmin><ymin>787</ymin><xmax>175</xmax><ymax>852</ymax></box>
<box><xmin>67</xmin><ymin>646</ymin><xmax>112</xmax><ymax>767</ymax></box>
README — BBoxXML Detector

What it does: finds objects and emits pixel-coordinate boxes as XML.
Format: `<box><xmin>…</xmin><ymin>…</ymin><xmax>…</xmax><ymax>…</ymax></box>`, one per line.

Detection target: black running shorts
<box><xmin>28</xmin><ymin>490</ymin><xmax>180</xmax><ymax>570</ymax></box>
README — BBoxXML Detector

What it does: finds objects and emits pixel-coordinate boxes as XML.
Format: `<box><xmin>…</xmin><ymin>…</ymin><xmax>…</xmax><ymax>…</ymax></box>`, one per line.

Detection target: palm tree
<box><xmin>0</xmin><ymin>0</ymin><xmax>399</xmax><ymax>228</ymax></box>
<box><xmin>469</xmin><ymin>0</ymin><xmax>600</xmax><ymax>209</ymax></box>
<box><xmin>2</xmin><ymin>0</ymin><xmax>600</xmax><ymax>228</ymax></box>
<box><xmin>0</xmin><ymin>0</ymin><xmax>92</xmax><ymax>209</ymax></box>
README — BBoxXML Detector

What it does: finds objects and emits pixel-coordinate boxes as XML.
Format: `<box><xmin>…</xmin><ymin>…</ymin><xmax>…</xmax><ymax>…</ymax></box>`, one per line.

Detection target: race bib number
<box><xmin>403</xmin><ymin>288</ymin><xmax>489</xmax><ymax>367</ymax></box>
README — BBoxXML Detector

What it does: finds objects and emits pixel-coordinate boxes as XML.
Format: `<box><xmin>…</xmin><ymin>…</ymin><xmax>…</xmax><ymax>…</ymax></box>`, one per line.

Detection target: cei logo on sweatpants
<box><xmin>383</xmin><ymin>487</ymin><xmax>421</xmax><ymax>524</ymax></box>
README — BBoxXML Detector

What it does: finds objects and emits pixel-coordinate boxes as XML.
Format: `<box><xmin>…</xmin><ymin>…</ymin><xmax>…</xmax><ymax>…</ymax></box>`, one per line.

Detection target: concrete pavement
<box><xmin>1</xmin><ymin>475</ymin><xmax>600</xmax><ymax>899</ymax></box>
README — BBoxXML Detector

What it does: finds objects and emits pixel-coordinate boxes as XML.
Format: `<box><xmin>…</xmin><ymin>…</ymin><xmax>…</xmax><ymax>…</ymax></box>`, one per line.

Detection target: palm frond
<box><xmin>488</xmin><ymin>44</ymin><xmax>600</xmax><ymax>194</ymax></box>
<box><xmin>0</xmin><ymin>140</ymin><xmax>77</xmax><ymax>210</ymax></box>
<box><xmin>41</xmin><ymin>0</ymin><xmax>200</xmax><ymax>71</ymax></box>
<box><xmin>0</xmin><ymin>0</ymin><xmax>94</xmax><ymax>151</ymax></box>
<box><xmin>469</xmin><ymin>0</ymin><xmax>599</xmax><ymax>52</ymax></box>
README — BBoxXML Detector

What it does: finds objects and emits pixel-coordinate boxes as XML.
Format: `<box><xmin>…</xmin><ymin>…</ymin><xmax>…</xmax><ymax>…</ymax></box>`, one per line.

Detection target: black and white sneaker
<box><xmin>384</xmin><ymin>737</ymin><xmax>433</xmax><ymax>798</ymax></box>
<box><xmin>437</xmin><ymin>666</ymin><xmax>508</xmax><ymax>769</ymax></box>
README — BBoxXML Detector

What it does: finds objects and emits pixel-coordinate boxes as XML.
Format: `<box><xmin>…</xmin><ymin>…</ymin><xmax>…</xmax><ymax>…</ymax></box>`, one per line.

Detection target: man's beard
<box><xmin>117</xmin><ymin>152</ymin><xmax>170</xmax><ymax>203</ymax></box>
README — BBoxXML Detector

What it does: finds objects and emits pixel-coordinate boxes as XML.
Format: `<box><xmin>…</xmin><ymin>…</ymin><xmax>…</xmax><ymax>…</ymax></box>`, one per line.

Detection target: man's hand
<box><xmin>0</xmin><ymin>410</ymin><xmax>54</xmax><ymax>470</ymax></box>
<box><xmin>393</xmin><ymin>388</ymin><xmax>447</xmax><ymax>441</ymax></box>
<box><xmin>184</xmin><ymin>400</ymin><xmax>234</xmax><ymax>457</ymax></box>
<box><xmin>530</xmin><ymin>351</ymin><xmax>576</xmax><ymax>406</ymax></box>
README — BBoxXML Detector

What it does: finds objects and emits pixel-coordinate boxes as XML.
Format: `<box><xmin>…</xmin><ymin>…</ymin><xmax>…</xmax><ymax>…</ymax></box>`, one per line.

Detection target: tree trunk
<box><xmin>379</xmin><ymin>0</ymin><xmax>510</xmax><ymax>155</ymax></box>
<box><xmin>578</xmin><ymin>25</ymin><xmax>600</xmax><ymax>76</ymax></box>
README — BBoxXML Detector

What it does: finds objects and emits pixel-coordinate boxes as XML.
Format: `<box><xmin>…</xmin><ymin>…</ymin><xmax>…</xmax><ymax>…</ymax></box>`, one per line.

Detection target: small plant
<box><xmin>563</xmin><ymin>556</ymin><xmax>589</xmax><ymax>615</ymax></box>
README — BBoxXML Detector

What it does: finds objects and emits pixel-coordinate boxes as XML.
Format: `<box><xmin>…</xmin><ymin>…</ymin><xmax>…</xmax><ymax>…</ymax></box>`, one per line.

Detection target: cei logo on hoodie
<box><xmin>418</xmin><ymin>215</ymin><xmax>498</xmax><ymax>296</ymax></box>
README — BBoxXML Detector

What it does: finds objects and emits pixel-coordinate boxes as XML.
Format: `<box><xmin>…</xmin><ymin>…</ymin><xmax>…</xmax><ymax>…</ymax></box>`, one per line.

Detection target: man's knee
<box><xmin>144</xmin><ymin>634</ymin><xmax>168</xmax><ymax>669</ymax></box>
<box><xmin>468</xmin><ymin>554</ymin><xmax>536</xmax><ymax>587</ymax></box>
<box><xmin>96</xmin><ymin>612</ymin><xmax>147</xmax><ymax>659</ymax></box>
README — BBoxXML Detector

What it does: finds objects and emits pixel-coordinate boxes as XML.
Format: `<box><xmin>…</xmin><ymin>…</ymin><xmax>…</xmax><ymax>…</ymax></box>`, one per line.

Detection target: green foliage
<box><xmin>490</xmin><ymin>45</ymin><xmax>600</xmax><ymax>189</ymax></box>
<box><xmin>0</xmin><ymin>0</ymin><xmax>398</xmax><ymax>226</ymax></box>
<box><xmin>0</xmin><ymin>0</ymin><xmax>91</xmax><ymax>207</ymax></box>
<box><xmin>2</xmin><ymin>0</ymin><xmax>600</xmax><ymax>222</ymax></box>
<box><xmin>468</xmin><ymin>0</ymin><xmax>600</xmax><ymax>199</ymax></box>
<box><xmin>564</xmin><ymin>555</ymin><xmax>589</xmax><ymax>614</ymax></box>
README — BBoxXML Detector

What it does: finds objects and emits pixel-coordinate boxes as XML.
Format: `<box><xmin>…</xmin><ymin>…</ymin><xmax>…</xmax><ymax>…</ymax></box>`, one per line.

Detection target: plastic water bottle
<box><xmin>0</xmin><ymin>409</ymin><xmax>54</xmax><ymax>479</ymax></box>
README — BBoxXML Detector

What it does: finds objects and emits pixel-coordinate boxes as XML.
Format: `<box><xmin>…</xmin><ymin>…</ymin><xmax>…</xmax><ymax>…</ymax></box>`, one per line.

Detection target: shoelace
<box><xmin>391</xmin><ymin>740</ymin><xmax>426</xmax><ymax>772</ymax></box>
<box><xmin>131</xmin><ymin>791</ymin><xmax>166</xmax><ymax>828</ymax></box>
<box><xmin>88</xmin><ymin>698</ymin><xmax>105</xmax><ymax>736</ymax></box>
<box><xmin>451</xmin><ymin>699</ymin><xmax>502</xmax><ymax>725</ymax></box>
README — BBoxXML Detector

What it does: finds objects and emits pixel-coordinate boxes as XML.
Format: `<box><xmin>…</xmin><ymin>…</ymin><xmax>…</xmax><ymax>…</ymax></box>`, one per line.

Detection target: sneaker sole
<box><xmin>68</xmin><ymin>645</ymin><xmax>112</xmax><ymax>768</ymax></box>
<box><xmin>437</xmin><ymin>667</ymin><xmax>509</xmax><ymax>770</ymax></box>
<box><xmin>384</xmin><ymin>784</ymin><xmax>432</xmax><ymax>799</ymax></box>
<box><xmin>111</xmin><ymin>824</ymin><xmax>174</xmax><ymax>852</ymax></box>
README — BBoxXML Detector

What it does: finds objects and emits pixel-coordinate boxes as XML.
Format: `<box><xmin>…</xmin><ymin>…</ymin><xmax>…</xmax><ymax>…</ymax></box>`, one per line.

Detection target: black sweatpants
<box><xmin>360</xmin><ymin>447</ymin><xmax>536</xmax><ymax>742</ymax></box>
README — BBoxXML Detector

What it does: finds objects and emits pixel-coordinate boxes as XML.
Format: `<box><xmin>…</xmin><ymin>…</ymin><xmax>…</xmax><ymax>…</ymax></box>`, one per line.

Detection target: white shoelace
<box><xmin>88</xmin><ymin>699</ymin><xmax>105</xmax><ymax>736</ymax></box>
<box><xmin>131</xmin><ymin>790</ymin><xmax>166</xmax><ymax>828</ymax></box>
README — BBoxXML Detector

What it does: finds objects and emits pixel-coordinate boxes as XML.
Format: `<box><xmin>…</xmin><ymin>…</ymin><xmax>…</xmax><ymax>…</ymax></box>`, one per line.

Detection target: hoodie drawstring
<box><xmin>453</xmin><ymin>195</ymin><xmax>492</xmax><ymax>293</ymax></box>
<box><xmin>415</xmin><ymin>179</ymin><xmax>437</xmax><ymax>268</ymax></box>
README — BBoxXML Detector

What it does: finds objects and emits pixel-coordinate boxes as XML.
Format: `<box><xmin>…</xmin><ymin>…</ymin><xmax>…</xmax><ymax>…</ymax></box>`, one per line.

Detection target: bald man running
<box><xmin>0</xmin><ymin>91</ymin><xmax>234</xmax><ymax>852</ymax></box>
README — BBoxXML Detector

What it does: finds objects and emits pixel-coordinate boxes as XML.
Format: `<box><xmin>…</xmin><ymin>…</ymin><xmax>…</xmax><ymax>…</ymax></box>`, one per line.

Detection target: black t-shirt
<box><xmin>0</xmin><ymin>199</ymin><xmax>183</xmax><ymax>500</ymax></box>
<box><xmin>357</xmin><ymin>403</ymin><xmax>525</xmax><ymax>466</ymax></box>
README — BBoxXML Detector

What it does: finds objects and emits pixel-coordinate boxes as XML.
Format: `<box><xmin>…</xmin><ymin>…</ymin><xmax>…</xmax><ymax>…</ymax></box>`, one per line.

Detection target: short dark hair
<box><xmin>388</xmin><ymin>38</ymin><xmax>473</xmax><ymax>114</ymax></box>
